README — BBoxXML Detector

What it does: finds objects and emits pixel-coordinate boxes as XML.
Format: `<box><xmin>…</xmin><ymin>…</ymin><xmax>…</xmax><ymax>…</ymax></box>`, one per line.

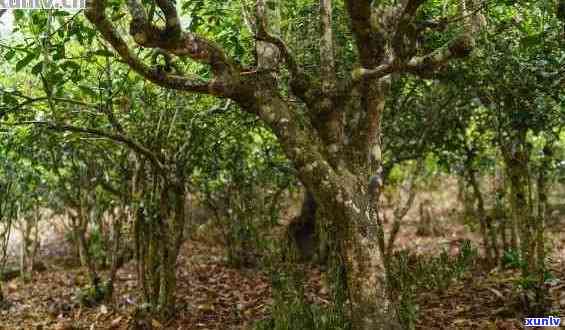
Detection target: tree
<box><xmin>84</xmin><ymin>0</ymin><xmax>481</xmax><ymax>326</ymax></box>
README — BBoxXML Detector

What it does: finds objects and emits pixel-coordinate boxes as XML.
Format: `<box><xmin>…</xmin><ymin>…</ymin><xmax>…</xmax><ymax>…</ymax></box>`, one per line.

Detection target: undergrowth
<box><xmin>387</xmin><ymin>240</ymin><xmax>478</xmax><ymax>329</ymax></box>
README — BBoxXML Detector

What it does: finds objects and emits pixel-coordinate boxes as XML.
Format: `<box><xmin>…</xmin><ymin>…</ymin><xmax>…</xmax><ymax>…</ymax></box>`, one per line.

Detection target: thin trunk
<box><xmin>502</xmin><ymin>146</ymin><xmax>518</xmax><ymax>251</ymax></box>
<box><xmin>75</xmin><ymin>199</ymin><xmax>100</xmax><ymax>289</ymax></box>
<box><xmin>19</xmin><ymin>224</ymin><xmax>26</xmax><ymax>280</ymax></box>
<box><xmin>157</xmin><ymin>185</ymin><xmax>173</xmax><ymax>315</ymax></box>
<box><xmin>160</xmin><ymin>180</ymin><xmax>186</xmax><ymax>315</ymax></box>
<box><xmin>135</xmin><ymin>169</ymin><xmax>186</xmax><ymax>317</ymax></box>
<box><xmin>386</xmin><ymin>161</ymin><xmax>420</xmax><ymax>260</ymax></box>
<box><xmin>467</xmin><ymin>168</ymin><xmax>494</xmax><ymax>263</ymax></box>
<box><xmin>105</xmin><ymin>207</ymin><xmax>124</xmax><ymax>300</ymax></box>
<box><xmin>504</xmin><ymin>136</ymin><xmax>533</xmax><ymax>276</ymax></box>
<box><xmin>494</xmin><ymin>155</ymin><xmax>509</xmax><ymax>253</ymax></box>
<box><xmin>30</xmin><ymin>208</ymin><xmax>40</xmax><ymax>273</ymax></box>
<box><xmin>536</xmin><ymin>144</ymin><xmax>551</xmax><ymax>281</ymax></box>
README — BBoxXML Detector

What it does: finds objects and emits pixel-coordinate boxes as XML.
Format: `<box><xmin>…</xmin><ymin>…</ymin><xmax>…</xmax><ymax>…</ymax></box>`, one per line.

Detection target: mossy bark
<box><xmin>248</xmin><ymin>84</ymin><xmax>390</xmax><ymax>329</ymax></box>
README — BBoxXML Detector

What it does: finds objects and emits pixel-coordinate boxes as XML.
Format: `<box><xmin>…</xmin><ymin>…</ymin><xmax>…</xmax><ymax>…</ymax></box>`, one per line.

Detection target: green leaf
<box><xmin>31</xmin><ymin>62</ymin><xmax>43</xmax><ymax>75</ymax></box>
<box><xmin>15</xmin><ymin>52</ymin><xmax>38</xmax><ymax>72</ymax></box>
<box><xmin>13</xmin><ymin>10</ymin><xmax>24</xmax><ymax>22</ymax></box>
<box><xmin>47</xmin><ymin>72</ymin><xmax>65</xmax><ymax>86</ymax></box>
<box><xmin>266</xmin><ymin>0</ymin><xmax>276</xmax><ymax>10</ymax></box>
<box><xmin>2</xmin><ymin>93</ymin><xmax>18</xmax><ymax>105</ymax></box>
<box><xmin>53</xmin><ymin>10</ymin><xmax>71</xmax><ymax>16</ymax></box>
<box><xmin>61</xmin><ymin>60</ymin><xmax>80</xmax><ymax>72</ymax></box>
<box><xmin>110</xmin><ymin>12</ymin><xmax>126</xmax><ymax>21</ymax></box>
<box><xmin>91</xmin><ymin>49</ymin><xmax>114</xmax><ymax>57</ymax></box>
<box><xmin>78</xmin><ymin>85</ymin><xmax>98</xmax><ymax>98</ymax></box>
<box><xmin>4</xmin><ymin>49</ymin><xmax>16</xmax><ymax>61</ymax></box>
<box><xmin>52</xmin><ymin>44</ymin><xmax>66</xmax><ymax>61</ymax></box>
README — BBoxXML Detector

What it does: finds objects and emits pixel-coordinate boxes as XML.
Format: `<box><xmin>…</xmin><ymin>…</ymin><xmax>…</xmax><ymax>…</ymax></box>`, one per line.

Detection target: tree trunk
<box><xmin>134</xmin><ymin>170</ymin><xmax>186</xmax><ymax>317</ymax></box>
<box><xmin>76</xmin><ymin>206</ymin><xmax>99</xmax><ymax>288</ymax></box>
<box><xmin>503</xmin><ymin>136</ymin><xmax>533</xmax><ymax>276</ymax></box>
<box><xmin>536</xmin><ymin>143</ymin><xmax>552</xmax><ymax>281</ymax></box>
<box><xmin>325</xmin><ymin>186</ymin><xmax>390</xmax><ymax>330</ymax></box>
<box><xmin>105</xmin><ymin>206</ymin><xmax>124</xmax><ymax>301</ymax></box>
<box><xmin>249</xmin><ymin>83</ymin><xmax>392</xmax><ymax>328</ymax></box>
<box><xmin>287</xmin><ymin>190</ymin><xmax>318</xmax><ymax>261</ymax></box>
<box><xmin>466</xmin><ymin>167</ymin><xmax>496</xmax><ymax>264</ymax></box>
<box><xmin>494</xmin><ymin>156</ymin><xmax>509</xmax><ymax>253</ymax></box>
<box><xmin>416</xmin><ymin>200</ymin><xmax>433</xmax><ymax>237</ymax></box>
<box><xmin>159</xmin><ymin>180</ymin><xmax>186</xmax><ymax>317</ymax></box>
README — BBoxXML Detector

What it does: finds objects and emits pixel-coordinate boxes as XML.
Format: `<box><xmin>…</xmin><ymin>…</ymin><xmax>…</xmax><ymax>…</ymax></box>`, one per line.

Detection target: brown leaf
<box><xmin>487</xmin><ymin>288</ymin><xmax>504</xmax><ymax>300</ymax></box>
<box><xmin>110</xmin><ymin>316</ymin><xmax>123</xmax><ymax>329</ymax></box>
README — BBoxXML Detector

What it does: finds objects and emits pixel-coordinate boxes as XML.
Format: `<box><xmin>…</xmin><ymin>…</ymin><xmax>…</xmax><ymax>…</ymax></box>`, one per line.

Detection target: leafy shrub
<box><xmin>74</xmin><ymin>282</ymin><xmax>107</xmax><ymax>307</ymax></box>
<box><xmin>255</xmin><ymin>244</ymin><xmax>349</xmax><ymax>330</ymax></box>
<box><xmin>87</xmin><ymin>226</ymin><xmax>107</xmax><ymax>266</ymax></box>
<box><xmin>501</xmin><ymin>249</ymin><xmax>523</xmax><ymax>269</ymax></box>
<box><xmin>387</xmin><ymin>240</ymin><xmax>478</xmax><ymax>329</ymax></box>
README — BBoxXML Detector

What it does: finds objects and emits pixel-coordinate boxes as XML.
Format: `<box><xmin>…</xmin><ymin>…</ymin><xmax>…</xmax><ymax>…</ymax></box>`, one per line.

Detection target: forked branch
<box><xmin>85</xmin><ymin>0</ymin><xmax>239</xmax><ymax>96</ymax></box>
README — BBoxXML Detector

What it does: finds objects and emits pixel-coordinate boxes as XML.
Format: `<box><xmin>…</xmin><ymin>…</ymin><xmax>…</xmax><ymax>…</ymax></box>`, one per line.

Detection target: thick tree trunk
<box><xmin>249</xmin><ymin>84</ymin><xmax>391</xmax><ymax>328</ymax></box>
<box><xmin>254</xmin><ymin>5</ymin><xmax>389</xmax><ymax>324</ymax></box>
<box><xmin>320</xmin><ymin>185</ymin><xmax>389</xmax><ymax>330</ymax></box>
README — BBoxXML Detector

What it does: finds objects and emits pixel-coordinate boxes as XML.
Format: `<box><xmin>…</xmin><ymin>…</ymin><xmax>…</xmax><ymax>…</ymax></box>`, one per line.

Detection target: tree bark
<box><xmin>466</xmin><ymin>166</ymin><xmax>496</xmax><ymax>263</ymax></box>
<box><xmin>503</xmin><ymin>135</ymin><xmax>533</xmax><ymax>276</ymax></box>
<box><xmin>535</xmin><ymin>143</ymin><xmax>552</xmax><ymax>281</ymax></box>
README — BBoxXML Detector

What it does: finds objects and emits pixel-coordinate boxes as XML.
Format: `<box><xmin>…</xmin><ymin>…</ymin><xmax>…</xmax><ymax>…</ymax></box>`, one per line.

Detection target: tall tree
<box><xmin>84</xmin><ymin>0</ymin><xmax>481</xmax><ymax>326</ymax></box>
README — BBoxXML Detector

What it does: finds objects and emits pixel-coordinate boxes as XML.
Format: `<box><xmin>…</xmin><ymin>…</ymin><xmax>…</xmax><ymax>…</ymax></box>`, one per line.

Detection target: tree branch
<box><xmin>254</xmin><ymin>2</ymin><xmax>319</xmax><ymax>106</ymax></box>
<box><xmin>345</xmin><ymin>0</ymin><xmax>385</xmax><ymax>67</ymax></box>
<box><xmin>404</xmin><ymin>34</ymin><xmax>474</xmax><ymax>77</ymax></box>
<box><xmin>349</xmin><ymin>63</ymin><xmax>398</xmax><ymax>86</ymax></box>
<box><xmin>125</xmin><ymin>0</ymin><xmax>238</xmax><ymax>76</ymax></box>
<box><xmin>11</xmin><ymin>121</ymin><xmax>166</xmax><ymax>173</ymax></box>
<box><xmin>393</xmin><ymin>0</ymin><xmax>428</xmax><ymax>61</ymax></box>
<box><xmin>320</xmin><ymin>0</ymin><xmax>336</xmax><ymax>95</ymax></box>
<box><xmin>154</xmin><ymin>0</ymin><xmax>181</xmax><ymax>38</ymax></box>
<box><xmin>85</xmin><ymin>0</ymin><xmax>230</xmax><ymax>96</ymax></box>
<box><xmin>348</xmin><ymin>32</ymin><xmax>474</xmax><ymax>84</ymax></box>
<box><xmin>0</xmin><ymin>95</ymin><xmax>97</xmax><ymax>118</ymax></box>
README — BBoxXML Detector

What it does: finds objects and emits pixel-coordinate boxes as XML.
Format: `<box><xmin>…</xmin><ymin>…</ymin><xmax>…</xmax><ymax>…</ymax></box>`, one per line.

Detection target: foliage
<box><xmin>387</xmin><ymin>240</ymin><xmax>478</xmax><ymax>329</ymax></box>
<box><xmin>0</xmin><ymin>0</ymin><xmax>563</xmax><ymax>327</ymax></box>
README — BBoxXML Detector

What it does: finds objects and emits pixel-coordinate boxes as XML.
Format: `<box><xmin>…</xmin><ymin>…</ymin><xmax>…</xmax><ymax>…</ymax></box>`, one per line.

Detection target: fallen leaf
<box><xmin>152</xmin><ymin>319</ymin><xmax>163</xmax><ymax>328</ymax></box>
<box><xmin>110</xmin><ymin>316</ymin><xmax>122</xmax><ymax>328</ymax></box>
<box><xmin>487</xmin><ymin>288</ymin><xmax>504</xmax><ymax>300</ymax></box>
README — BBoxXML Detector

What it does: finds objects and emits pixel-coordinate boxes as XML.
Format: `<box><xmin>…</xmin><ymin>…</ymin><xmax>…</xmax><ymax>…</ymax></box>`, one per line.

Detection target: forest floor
<box><xmin>1</xmin><ymin>187</ymin><xmax>565</xmax><ymax>329</ymax></box>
